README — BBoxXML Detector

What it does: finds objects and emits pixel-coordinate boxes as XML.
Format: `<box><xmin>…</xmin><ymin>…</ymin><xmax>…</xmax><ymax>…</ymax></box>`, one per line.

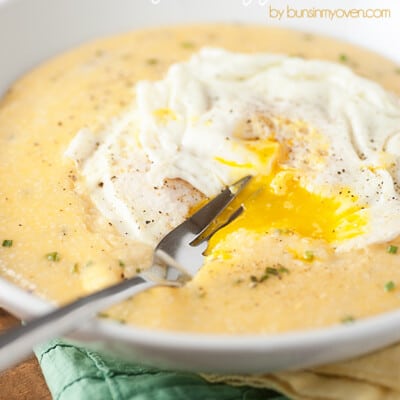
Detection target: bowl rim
<box><xmin>2</xmin><ymin>273</ymin><xmax>400</xmax><ymax>350</ymax></box>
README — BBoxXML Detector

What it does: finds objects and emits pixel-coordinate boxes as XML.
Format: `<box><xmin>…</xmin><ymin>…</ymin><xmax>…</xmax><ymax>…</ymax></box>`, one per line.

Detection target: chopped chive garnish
<box><xmin>146</xmin><ymin>58</ymin><xmax>158</xmax><ymax>65</ymax></box>
<box><xmin>266</xmin><ymin>267</ymin><xmax>279</xmax><ymax>276</ymax></box>
<box><xmin>248</xmin><ymin>264</ymin><xmax>289</xmax><ymax>284</ymax></box>
<box><xmin>387</xmin><ymin>245</ymin><xmax>398</xmax><ymax>254</ymax></box>
<box><xmin>384</xmin><ymin>281</ymin><xmax>396</xmax><ymax>292</ymax></box>
<box><xmin>304</xmin><ymin>250</ymin><xmax>314</xmax><ymax>261</ymax></box>
<box><xmin>2</xmin><ymin>240</ymin><xmax>13</xmax><ymax>247</ymax></box>
<box><xmin>341</xmin><ymin>315</ymin><xmax>355</xmax><ymax>324</ymax></box>
<box><xmin>46</xmin><ymin>252</ymin><xmax>60</xmax><ymax>262</ymax></box>
<box><xmin>278</xmin><ymin>266</ymin><xmax>290</xmax><ymax>274</ymax></box>
<box><xmin>136</xmin><ymin>268</ymin><xmax>142</xmax><ymax>273</ymax></box>
<box><xmin>339</xmin><ymin>53</ymin><xmax>348</xmax><ymax>62</ymax></box>
<box><xmin>97</xmin><ymin>312</ymin><xmax>109</xmax><ymax>319</ymax></box>
<box><xmin>72</xmin><ymin>263</ymin><xmax>79</xmax><ymax>274</ymax></box>
<box><xmin>118</xmin><ymin>260</ymin><xmax>126</xmax><ymax>268</ymax></box>
<box><xmin>181</xmin><ymin>41</ymin><xmax>195</xmax><ymax>49</ymax></box>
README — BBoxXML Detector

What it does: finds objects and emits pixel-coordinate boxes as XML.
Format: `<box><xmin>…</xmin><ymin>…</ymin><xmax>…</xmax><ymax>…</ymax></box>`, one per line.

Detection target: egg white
<box><xmin>66</xmin><ymin>48</ymin><xmax>400</xmax><ymax>250</ymax></box>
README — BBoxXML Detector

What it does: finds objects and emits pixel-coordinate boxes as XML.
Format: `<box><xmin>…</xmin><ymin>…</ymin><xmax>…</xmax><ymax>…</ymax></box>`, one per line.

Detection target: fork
<box><xmin>0</xmin><ymin>175</ymin><xmax>251</xmax><ymax>371</ymax></box>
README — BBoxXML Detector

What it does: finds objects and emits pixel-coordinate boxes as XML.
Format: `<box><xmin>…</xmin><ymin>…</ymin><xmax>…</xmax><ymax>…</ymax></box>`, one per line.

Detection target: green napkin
<box><xmin>35</xmin><ymin>339</ymin><xmax>289</xmax><ymax>400</ymax></box>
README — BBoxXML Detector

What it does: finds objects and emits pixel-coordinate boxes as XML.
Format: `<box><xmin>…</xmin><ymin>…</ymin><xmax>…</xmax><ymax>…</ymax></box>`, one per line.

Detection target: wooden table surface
<box><xmin>0</xmin><ymin>309</ymin><xmax>51</xmax><ymax>399</ymax></box>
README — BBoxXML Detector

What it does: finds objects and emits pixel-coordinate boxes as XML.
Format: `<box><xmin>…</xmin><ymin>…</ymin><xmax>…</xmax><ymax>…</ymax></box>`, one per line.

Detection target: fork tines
<box><xmin>189</xmin><ymin>175</ymin><xmax>252</xmax><ymax>242</ymax></box>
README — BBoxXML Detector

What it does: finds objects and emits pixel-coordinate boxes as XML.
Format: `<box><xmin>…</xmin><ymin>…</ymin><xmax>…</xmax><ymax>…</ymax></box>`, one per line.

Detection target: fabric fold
<box><xmin>36</xmin><ymin>339</ymin><xmax>400</xmax><ymax>400</ymax></box>
<box><xmin>35</xmin><ymin>339</ymin><xmax>286</xmax><ymax>400</ymax></box>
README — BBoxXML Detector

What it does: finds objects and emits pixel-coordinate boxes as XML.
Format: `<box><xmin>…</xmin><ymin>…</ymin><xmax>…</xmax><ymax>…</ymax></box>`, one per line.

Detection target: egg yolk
<box><xmin>206</xmin><ymin>138</ymin><xmax>368</xmax><ymax>256</ymax></box>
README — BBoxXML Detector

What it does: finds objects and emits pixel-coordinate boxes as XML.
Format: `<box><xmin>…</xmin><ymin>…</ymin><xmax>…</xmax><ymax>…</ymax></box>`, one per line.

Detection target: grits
<box><xmin>1</xmin><ymin>25</ymin><xmax>400</xmax><ymax>333</ymax></box>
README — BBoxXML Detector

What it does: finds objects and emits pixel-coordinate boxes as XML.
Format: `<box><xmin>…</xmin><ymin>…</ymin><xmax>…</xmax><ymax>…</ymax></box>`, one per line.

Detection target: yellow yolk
<box><xmin>206</xmin><ymin>139</ymin><xmax>368</xmax><ymax>256</ymax></box>
<box><xmin>214</xmin><ymin>157</ymin><xmax>254</xmax><ymax>169</ymax></box>
<box><xmin>152</xmin><ymin>108</ymin><xmax>177</xmax><ymax>124</ymax></box>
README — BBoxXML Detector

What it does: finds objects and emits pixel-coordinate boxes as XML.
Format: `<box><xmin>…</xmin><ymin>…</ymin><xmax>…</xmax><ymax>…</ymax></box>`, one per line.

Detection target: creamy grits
<box><xmin>1</xmin><ymin>25</ymin><xmax>400</xmax><ymax>334</ymax></box>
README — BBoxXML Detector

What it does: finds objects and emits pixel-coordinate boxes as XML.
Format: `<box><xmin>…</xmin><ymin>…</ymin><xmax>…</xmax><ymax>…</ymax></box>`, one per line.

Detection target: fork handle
<box><xmin>0</xmin><ymin>276</ymin><xmax>155</xmax><ymax>371</ymax></box>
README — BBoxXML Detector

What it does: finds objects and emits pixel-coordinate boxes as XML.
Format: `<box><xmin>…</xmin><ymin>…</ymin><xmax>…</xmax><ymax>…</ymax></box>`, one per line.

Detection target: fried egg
<box><xmin>66</xmin><ymin>48</ymin><xmax>400</xmax><ymax>251</ymax></box>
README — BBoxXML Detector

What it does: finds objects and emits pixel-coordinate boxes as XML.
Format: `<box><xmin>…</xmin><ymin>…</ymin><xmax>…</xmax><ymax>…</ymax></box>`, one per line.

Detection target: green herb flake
<box><xmin>395</xmin><ymin>68</ymin><xmax>400</xmax><ymax>75</ymax></box>
<box><xmin>341</xmin><ymin>315</ymin><xmax>355</xmax><ymax>324</ymax></box>
<box><xmin>259</xmin><ymin>274</ymin><xmax>269</xmax><ymax>283</ymax></box>
<box><xmin>304</xmin><ymin>250</ymin><xmax>314</xmax><ymax>261</ymax></box>
<box><xmin>265</xmin><ymin>267</ymin><xmax>279</xmax><ymax>276</ymax></box>
<box><xmin>118</xmin><ymin>260</ymin><xmax>126</xmax><ymax>268</ymax></box>
<box><xmin>387</xmin><ymin>245</ymin><xmax>398</xmax><ymax>254</ymax></box>
<box><xmin>278</xmin><ymin>266</ymin><xmax>290</xmax><ymax>274</ymax></box>
<box><xmin>46</xmin><ymin>252</ymin><xmax>60</xmax><ymax>262</ymax></box>
<box><xmin>2</xmin><ymin>239</ymin><xmax>13</xmax><ymax>248</ymax></box>
<box><xmin>72</xmin><ymin>263</ymin><xmax>79</xmax><ymax>274</ymax></box>
<box><xmin>339</xmin><ymin>53</ymin><xmax>348</xmax><ymax>62</ymax></box>
<box><xmin>146</xmin><ymin>58</ymin><xmax>159</xmax><ymax>65</ymax></box>
<box><xmin>384</xmin><ymin>281</ymin><xmax>396</xmax><ymax>292</ymax></box>
<box><xmin>136</xmin><ymin>268</ymin><xmax>142</xmax><ymax>274</ymax></box>
<box><xmin>97</xmin><ymin>312</ymin><xmax>109</xmax><ymax>319</ymax></box>
<box><xmin>181</xmin><ymin>41</ymin><xmax>195</xmax><ymax>49</ymax></box>
<box><xmin>248</xmin><ymin>263</ymin><xmax>290</xmax><ymax>285</ymax></box>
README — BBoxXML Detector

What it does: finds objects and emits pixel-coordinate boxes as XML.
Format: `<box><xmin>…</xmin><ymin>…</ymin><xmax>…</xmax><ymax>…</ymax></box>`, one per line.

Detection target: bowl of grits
<box><xmin>1</xmin><ymin>0</ymin><xmax>400</xmax><ymax>373</ymax></box>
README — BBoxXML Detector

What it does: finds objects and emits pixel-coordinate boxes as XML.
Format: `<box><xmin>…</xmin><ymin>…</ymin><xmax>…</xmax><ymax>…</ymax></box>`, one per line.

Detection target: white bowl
<box><xmin>1</xmin><ymin>0</ymin><xmax>400</xmax><ymax>373</ymax></box>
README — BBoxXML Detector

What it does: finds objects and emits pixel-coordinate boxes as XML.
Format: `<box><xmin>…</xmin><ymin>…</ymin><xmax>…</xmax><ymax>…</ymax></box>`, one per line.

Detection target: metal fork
<box><xmin>0</xmin><ymin>175</ymin><xmax>251</xmax><ymax>371</ymax></box>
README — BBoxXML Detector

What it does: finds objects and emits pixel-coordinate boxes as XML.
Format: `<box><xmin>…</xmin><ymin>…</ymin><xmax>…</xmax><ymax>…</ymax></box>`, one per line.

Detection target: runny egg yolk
<box><xmin>206</xmin><ymin>138</ymin><xmax>368</xmax><ymax>256</ymax></box>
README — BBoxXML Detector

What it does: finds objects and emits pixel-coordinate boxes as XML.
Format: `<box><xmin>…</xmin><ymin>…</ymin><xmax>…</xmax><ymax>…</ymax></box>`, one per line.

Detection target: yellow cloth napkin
<box><xmin>203</xmin><ymin>343</ymin><xmax>400</xmax><ymax>400</ymax></box>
